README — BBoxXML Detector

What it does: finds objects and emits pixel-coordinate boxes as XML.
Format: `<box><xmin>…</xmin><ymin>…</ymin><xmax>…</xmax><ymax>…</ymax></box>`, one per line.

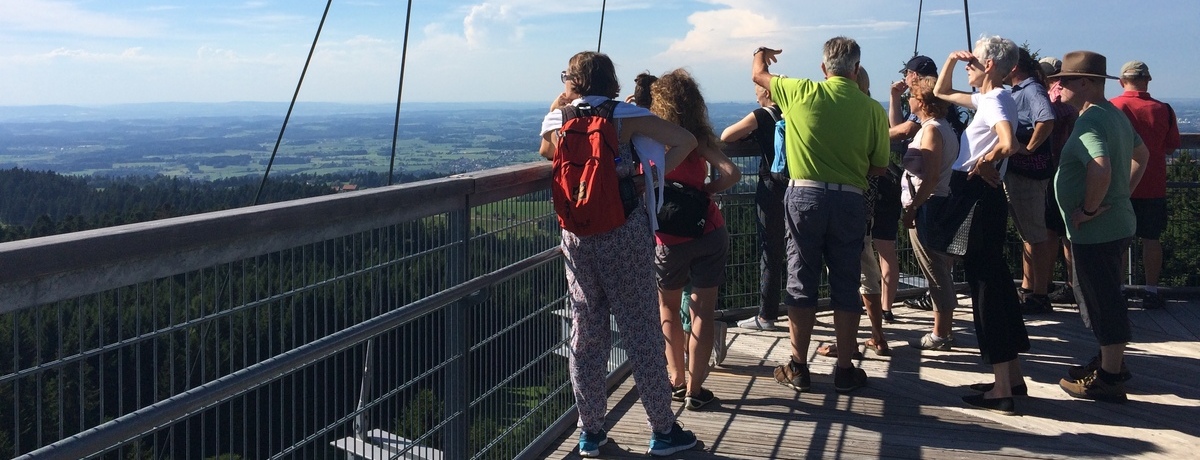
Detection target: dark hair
<box><xmin>631</xmin><ymin>72</ymin><xmax>657</xmax><ymax>108</ymax></box>
<box><xmin>567</xmin><ymin>51</ymin><xmax>621</xmax><ymax>98</ymax></box>
<box><xmin>1015</xmin><ymin>48</ymin><xmax>1046</xmax><ymax>87</ymax></box>
<box><xmin>650</xmin><ymin>69</ymin><xmax>721</xmax><ymax>150</ymax></box>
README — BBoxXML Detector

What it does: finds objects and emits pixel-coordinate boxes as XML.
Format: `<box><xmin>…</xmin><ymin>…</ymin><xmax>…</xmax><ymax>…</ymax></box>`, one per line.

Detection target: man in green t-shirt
<box><xmin>1052</xmin><ymin>51</ymin><xmax>1149</xmax><ymax>403</ymax></box>
<box><xmin>751</xmin><ymin>37</ymin><xmax>889</xmax><ymax>395</ymax></box>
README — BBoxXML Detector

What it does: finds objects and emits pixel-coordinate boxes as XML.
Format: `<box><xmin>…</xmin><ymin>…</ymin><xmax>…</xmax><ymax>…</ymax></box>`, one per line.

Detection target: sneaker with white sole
<box><xmin>578</xmin><ymin>429</ymin><xmax>608</xmax><ymax>457</ymax></box>
<box><xmin>647</xmin><ymin>422</ymin><xmax>697</xmax><ymax>456</ymax></box>
<box><xmin>911</xmin><ymin>332</ymin><xmax>952</xmax><ymax>351</ymax></box>
<box><xmin>736</xmin><ymin>316</ymin><xmax>776</xmax><ymax>331</ymax></box>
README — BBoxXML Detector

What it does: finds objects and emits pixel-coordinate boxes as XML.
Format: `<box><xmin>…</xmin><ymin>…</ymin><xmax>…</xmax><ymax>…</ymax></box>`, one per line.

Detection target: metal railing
<box><xmin>2</xmin><ymin>134</ymin><xmax>1197</xmax><ymax>460</ymax></box>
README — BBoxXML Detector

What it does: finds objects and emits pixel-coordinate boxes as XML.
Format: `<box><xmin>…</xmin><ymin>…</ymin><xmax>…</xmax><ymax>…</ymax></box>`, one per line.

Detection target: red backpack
<box><xmin>552</xmin><ymin>100</ymin><xmax>628</xmax><ymax>236</ymax></box>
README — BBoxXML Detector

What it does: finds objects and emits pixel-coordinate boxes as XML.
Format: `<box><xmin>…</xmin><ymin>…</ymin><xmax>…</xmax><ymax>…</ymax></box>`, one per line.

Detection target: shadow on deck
<box><xmin>540</xmin><ymin>296</ymin><xmax>1200</xmax><ymax>459</ymax></box>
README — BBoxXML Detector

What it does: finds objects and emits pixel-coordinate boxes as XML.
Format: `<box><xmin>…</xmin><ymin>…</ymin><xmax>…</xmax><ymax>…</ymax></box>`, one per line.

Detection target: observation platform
<box><xmin>541</xmin><ymin>296</ymin><xmax>1200</xmax><ymax>459</ymax></box>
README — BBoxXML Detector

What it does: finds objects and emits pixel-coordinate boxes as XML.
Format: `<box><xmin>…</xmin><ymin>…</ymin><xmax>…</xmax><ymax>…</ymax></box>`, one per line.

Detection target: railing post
<box><xmin>443</xmin><ymin>204</ymin><xmax>470</xmax><ymax>459</ymax></box>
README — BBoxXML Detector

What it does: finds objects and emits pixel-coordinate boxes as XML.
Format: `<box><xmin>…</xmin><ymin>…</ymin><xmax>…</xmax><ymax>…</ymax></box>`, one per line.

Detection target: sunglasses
<box><xmin>560</xmin><ymin>70</ymin><xmax>572</xmax><ymax>83</ymax></box>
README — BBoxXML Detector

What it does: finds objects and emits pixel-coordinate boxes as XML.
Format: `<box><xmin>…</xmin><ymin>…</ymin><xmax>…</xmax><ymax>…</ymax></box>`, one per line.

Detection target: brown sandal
<box><xmin>864</xmin><ymin>338</ymin><xmax>891</xmax><ymax>357</ymax></box>
<box><xmin>816</xmin><ymin>343</ymin><xmax>863</xmax><ymax>360</ymax></box>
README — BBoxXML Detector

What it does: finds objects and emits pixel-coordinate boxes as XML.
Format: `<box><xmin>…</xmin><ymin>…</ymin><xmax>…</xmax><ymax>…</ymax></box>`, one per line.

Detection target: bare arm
<box><xmin>622</xmin><ymin>115</ymin><xmax>698</xmax><ymax>173</ymax></box>
<box><xmin>751</xmin><ymin>48</ymin><xmax>781</xmax><ymax>91</ymax></box>
<box><xmin>933</xmin><ymin>52</ymin><xmax>976</xmax><ymax>109</ymax></box>
<box><xmin>889</xmin><ymin>121</ymin><xmax>920</xmax><ymax>141</ymax></box>
<box><xmin>696</xmin><ymin>142</ymin><xmax>742</xmax><ymax>194</ymax></box>
<box><xmin>537</xmin><ymin>93</ymin><xmax>574</xmax><ymax>160</ymax></box>
<box><xmin>1070</xmin><ymin>155</ymin><xmax>1112</xmax><ymax>228</ymax></box>
<box><xmin>1021</xmin><ymin>119</ymin><xmax>1055</xmax><ymax>154</ymax></box>
<box><xmin>902</xmin><ymin>125</ymin><xmax>944</xmax><ymax>227</ymax></box>
<box><xmin>968</xmin><ymin>120</ymin><xmax>1018</xmax><ymax>187</ymax></box>
<box><xmin>1129</xmin><ymin>142</ymin><xmax>1149</xmax><ymax>191</ymax></box>
<box><xmin>720</xmin><ymin>111</ymin><xmax>759</xmax><ymax>143</ymax></box>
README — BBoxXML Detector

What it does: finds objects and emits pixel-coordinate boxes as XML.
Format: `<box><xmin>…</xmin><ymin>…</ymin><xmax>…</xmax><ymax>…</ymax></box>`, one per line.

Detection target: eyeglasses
<box><xmin>560</xmin><ymin>70</ymin><xmax>572</xmax><ymax>83</ymax></box>
<box><xmin>902</xmin><ymin>91</ymin><xmax>913</xmax><ymax>99</ymax></box>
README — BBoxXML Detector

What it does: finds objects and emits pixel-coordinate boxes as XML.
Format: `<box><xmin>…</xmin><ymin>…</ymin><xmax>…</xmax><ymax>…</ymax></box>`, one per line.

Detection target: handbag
<box><xmin>656</xmin><ymin>181</ymin><xmax>710</xmax><ymax>238</ymax></box>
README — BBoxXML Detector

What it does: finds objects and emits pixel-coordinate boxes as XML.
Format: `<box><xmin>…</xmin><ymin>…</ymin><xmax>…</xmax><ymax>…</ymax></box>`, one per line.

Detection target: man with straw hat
<box><xmin>1053</xmin><ymin>50</ymin><xmax>1150</xmax><ymax>403</ymax></box>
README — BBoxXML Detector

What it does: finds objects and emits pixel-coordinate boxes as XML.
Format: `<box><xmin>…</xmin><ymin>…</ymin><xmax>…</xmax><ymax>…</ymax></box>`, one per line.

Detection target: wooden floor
<box><xmin>539</xmin><ymin>295</ymin><xmax>1200</xmax><ymax>459</ymax></box>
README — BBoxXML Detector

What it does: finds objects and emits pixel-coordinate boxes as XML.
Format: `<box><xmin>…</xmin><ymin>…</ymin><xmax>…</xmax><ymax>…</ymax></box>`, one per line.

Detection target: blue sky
<box><xmin>1</xmin><ymin>1</ymin><xmax>1197</xmax><ymax>106</ymax></box>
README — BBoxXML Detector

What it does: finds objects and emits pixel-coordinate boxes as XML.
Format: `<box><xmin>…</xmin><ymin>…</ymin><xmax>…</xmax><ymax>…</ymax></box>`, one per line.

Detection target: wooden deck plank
<box><xmin>538</xmin><ymin>298</ymin><xmax>1200</xmax><ymax>459</ymax></box>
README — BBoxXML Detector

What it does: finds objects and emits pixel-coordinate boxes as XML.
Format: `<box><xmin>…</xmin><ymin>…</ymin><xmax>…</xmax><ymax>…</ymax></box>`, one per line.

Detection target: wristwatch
<box><xmin>1081</xmin><ymin>207</ymin><xmax>1097</xmax><ymax>216</ymax></box>
<box><xmin>754</xmin><ymin>47</ymin><xmax>771</xmax><ymax>56</ymax></box>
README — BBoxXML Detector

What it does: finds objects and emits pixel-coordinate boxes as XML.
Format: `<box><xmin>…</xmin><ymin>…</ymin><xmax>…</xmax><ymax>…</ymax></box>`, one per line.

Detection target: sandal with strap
<box><xmin>815</xmin><ymin>343</ymin><xmax>863</xmax><ymax>360</ymax></box>
<box><xmin>864</xmin><ymin>338</ymin><xmax>891</xmax><ymax>357</ymax></box>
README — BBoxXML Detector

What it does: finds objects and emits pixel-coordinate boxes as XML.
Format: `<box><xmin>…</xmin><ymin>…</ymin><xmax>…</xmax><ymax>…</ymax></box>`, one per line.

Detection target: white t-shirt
<box><xmin>901</xmin><ymin>118</ymin><xmax>960</xmax><ymax>206</ymax></box>
<box><xmin>952</xmin><ymin>88</ymin><xmax>1018</xmax><ymax>178</ymax></box>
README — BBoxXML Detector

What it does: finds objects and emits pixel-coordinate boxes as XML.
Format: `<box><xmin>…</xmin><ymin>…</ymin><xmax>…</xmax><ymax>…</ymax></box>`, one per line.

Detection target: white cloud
<box><xmin>0</xmin><ymin>0</ymin><xmax>160</xmax><ymax>37</ymax></box>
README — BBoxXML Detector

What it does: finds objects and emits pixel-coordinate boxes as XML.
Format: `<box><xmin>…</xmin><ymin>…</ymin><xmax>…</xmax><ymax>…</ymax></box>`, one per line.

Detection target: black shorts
<box><xmin>1131</xmin><ymin>197</ymin><xmax>1167</xmax><ymax>240</ymax></box>
<box><xmin>1044</xmin><ymin>185</ymin><xmax>1065</xmax><ymax>236</ymax></box>
<box><xmin>871</xmin><ymin>175</ymin><xmax>901</xmax><ymax>241</ymax></box>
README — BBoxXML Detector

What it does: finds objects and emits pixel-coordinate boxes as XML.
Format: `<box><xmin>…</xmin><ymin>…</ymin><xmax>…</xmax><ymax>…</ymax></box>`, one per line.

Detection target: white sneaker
<box><xmin>710</xmin><ymin>322</ymin><xmax>728</xmax><ymax>367</ymax></box>
<box><xmin>736</xmin><ymin>316</ymin><xmax>776</xmax><ymax>331</ymax></box>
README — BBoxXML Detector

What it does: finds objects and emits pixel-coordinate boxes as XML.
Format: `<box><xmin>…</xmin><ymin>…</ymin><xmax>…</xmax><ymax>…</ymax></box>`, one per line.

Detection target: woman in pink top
<box><xmin>648</xmin><ymin>69</ymin><xmax>741</xmax><ymax>411</ymax></box>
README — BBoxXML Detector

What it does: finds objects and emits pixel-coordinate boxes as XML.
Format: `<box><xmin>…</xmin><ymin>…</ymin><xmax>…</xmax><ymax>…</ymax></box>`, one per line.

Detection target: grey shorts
<box><xmin>783</xmin><ymin>185</ymin><xmax>866</xmax><ymax>313</ymax></box>
<box><xmin>654</xmin><ymin>226</ymin><xmax>730</xmax><ymax>290</ymax></box>
<box><xmin>1003</xmin><ymin>173</ymin><xmax>1049</xmax><ymax>243</ymax></box>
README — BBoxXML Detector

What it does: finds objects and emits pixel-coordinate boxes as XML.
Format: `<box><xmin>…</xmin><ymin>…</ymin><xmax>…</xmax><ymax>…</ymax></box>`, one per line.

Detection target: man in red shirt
<box><xmin>1110</xmin><ymin>61</ymin><xmax>1180</xmax><ymax>309</ymax></box>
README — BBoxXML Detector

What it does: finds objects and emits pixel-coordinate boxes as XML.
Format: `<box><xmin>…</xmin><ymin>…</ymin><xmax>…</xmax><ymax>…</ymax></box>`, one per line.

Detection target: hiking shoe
<box><xmin>710</xmin><ymin>321</ymin><xmax>728</xmax><ymax>367</ymax></box>
<box><xmin>833</xmin><ymin>365</ymin><xmax>868</xmax><ymax>393</ymax></box>
<box><xmin>670</xmin><ymin>384</ymin><xmax>687</xmax><ymax>402</ymax></box>
<box><xmin>647</xmin><ymin>422</ymin><xmax>697</xmax><ymax>456</ymax></box>
<box><xmin>904</xmin><ymin>293</ymin><xmax>933</xmax><ymax>310</ymax></box>
<box><xmin>578</xmin><ymin>429</ymin><xmax>608</xmax><ymax>457</ymax></box>
<box><xmin>736</xmin><ymin>316</ymin><xmax>776</xmax><ymax>331</ymax></box>
<box><xmin>1067</xmin><ymin>355</ymin><xmax>1132</xmax><ymax>382</ymax></box>
<box><xmin>911</xmin><ymin>332</ymin><xmax>952</xmax><ymax>351</ymax></box>
<box><xmin>774</xmin><ymin>360</ymin><xmax>810</xmax><ymax>392</ymax></box>
<box><xmin>1020</xmin><ymin>295</ymin><xmax>1053</xmax><ymax>315</ymax></box>
<box><xmin>1142</xmin><ymin>291</ymin><xmax>1165</xmax><ymax>310</ymax></box>
<box><xmin>1048</xmin><ymin>284</ymin><xmax>1076</xmax><ymax>304</ymax></box>
<box><xmin>684</xmin><ymin>388</ymin><xmax>716</xmax><ymax>411</ymax></box>
<box><xmin>1017</xmin><ymin>287</ymin><xmax>1033</xmax><ymax>302</ymax></box>
<box><xmin>1060</xmin><ymin>370</ymin><xmax>1128</xmax><ymax>403</ymax></box>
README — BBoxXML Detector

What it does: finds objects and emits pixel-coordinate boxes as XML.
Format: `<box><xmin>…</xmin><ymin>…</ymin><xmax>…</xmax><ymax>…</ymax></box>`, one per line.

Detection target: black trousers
<box><xmin>957</xmin><ymin>173</ymin><xmax>1031</xmax><ymax>364</ymax></box>
<box><xmin>755</xmin><ymin>176</ymin><xmax>788</xmax><ymax>320</ymax></box>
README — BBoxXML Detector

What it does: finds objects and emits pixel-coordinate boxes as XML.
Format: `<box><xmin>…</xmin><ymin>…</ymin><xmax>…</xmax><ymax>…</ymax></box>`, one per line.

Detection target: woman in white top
<box><xmin>902</xmin><ymin>75</ymin><xmax>960</xmax><ymax>351</ymax></box>
<box><xmin>933</xmin><ymin>36</ymin><xmax>1031</xmax><ymax>415</ymax></box>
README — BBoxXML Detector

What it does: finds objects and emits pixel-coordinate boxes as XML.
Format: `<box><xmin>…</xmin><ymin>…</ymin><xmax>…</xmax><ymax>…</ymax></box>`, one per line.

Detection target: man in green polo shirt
<box><xmin>751</xmin><ymin>36</ymin><xmax>890</xmax><ymax>394</ymax></box>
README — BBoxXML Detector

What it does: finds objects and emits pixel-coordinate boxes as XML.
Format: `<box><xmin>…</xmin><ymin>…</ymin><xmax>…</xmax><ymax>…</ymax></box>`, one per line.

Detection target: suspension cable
<box><xmin>913</xmin><ymin>0</ymin><xmax>923</xmax><ymax>57</ymax></box>
<box><xmin>387</xmin><ymin>0</ymin><xmax>415</xmax><ymax>186</ymax></box>
<box><xmin>254</xmin><ymin>0</ymin><xmax>334</xmax><ymax>205</ymax></box>
<box><xmin>963</xmin><ymin>0</ymin><xmax>973</xmax><ymax>50</ymax></box>
<box><xmin>596</xmin><ymin>0</ymin><xmax>607</xmax><ymax>52</ymax></box>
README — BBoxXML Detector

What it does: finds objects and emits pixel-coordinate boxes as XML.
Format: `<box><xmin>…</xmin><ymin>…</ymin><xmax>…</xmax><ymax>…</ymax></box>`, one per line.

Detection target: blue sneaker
<box><xmin>647</xmin><ymin>422</ymin><xmax>697</xmax><ymax>456</ymax></box>
<box><xmin>578</xmin><ymin>429</ymin><xmax>607</xmax><ymax>457</ymax></box>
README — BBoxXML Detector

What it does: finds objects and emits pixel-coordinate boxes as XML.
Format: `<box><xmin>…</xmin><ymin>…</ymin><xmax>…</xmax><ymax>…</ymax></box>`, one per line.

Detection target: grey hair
<box><xmin>822</xmin><ymin>36</ymin><xmax>861</xmax><ymax>77</ymax></box>
<box><xmin>973</xmin><ymin>35</ymin><xmax>1018</xmax><ymax>76</ymax></box>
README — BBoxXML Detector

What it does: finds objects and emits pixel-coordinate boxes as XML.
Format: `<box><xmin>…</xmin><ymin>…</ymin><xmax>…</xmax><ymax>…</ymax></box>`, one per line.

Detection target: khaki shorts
<box><xmin>859</xmin><ymin>235</ymin><xmax>882</xmax><ymax>295</ymax></box>
<box><xmin>1003</xmin><ymin>173</ymin><xmax>1049</xmax><ymax>244</ymax></box>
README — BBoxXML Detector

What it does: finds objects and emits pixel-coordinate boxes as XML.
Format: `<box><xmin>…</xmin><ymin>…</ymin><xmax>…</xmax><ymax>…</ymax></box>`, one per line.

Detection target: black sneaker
<box><xmin>774</xmin><ymin>360</ymin><xmax>811</xmax><ymax>392</ymax></box>
<box><xmin>1067</xmin><ymin>355</ymin><xmax>1132</xmax><ymax>382</ymax></box>
<box><xmin>1048</xmin><ymin>284</ymin><xmax>1076</xmax><ymax>304</ymax></box>
<box><xmin>882</xmin><ymin>309</ymin><xmax>896</xmax><ymax>323</ymax></box>
<box><xmin>904</xmin><ymin>293</ymin><xmax>933</xmax><ymax>311</ymax></box>
<box><xmin>684</xmin><ymin>388</ymin><xmax>716</xmax><ymax>411</ymax></box>
<box><xmin>670</xmin><ymin>384</ymin><xmax>686</xmax><ymax>402</ymax></box>
<box><xmin>1020</xmin><ymin>295</ymin><xmax>1053</xmax><ymax>315</ymax></box>
<box><xmin>1142</xmin><ymin>291</ymin><xmax>1166</xmax><ymax>309</ymax></box>
<box><xmin>833</xmin><ymin>365</ymin><xmax>867</xmax><ymax>393</ymax></box>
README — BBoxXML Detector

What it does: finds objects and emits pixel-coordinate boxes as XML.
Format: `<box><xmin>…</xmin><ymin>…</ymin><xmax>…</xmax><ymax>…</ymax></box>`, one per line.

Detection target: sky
<box><xmin>2</xmin><ymin>0</ymin><xmax>1199</xmax><ymax>106</ymax></box>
